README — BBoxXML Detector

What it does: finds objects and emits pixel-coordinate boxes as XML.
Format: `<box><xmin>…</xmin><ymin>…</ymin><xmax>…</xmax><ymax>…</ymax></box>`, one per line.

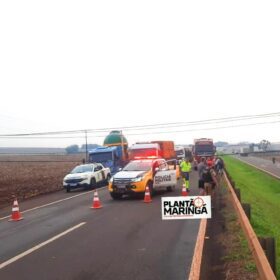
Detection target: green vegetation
<box><xmin>222</xmin><ymin>155</ymin><xmax>280</xmax><ymax>278</ymax></box>
<box><xmin>218</xmin><ymin>179</ymin><xmax>257</xmax><ymax>278</ymax></box>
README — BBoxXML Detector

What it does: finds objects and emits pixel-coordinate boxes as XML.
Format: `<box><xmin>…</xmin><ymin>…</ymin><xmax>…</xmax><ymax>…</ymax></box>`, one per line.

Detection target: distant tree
<box><xmin>65</xmin><ymin>144</ymin><xmax>79</xmax><ymax>154</ymax></box>
<box><xmin>259</xmin><ymin>140</ymin><xmax>271</xmax><ymax>152</ymax></box>
<box><xmin>80</xmin><ymin>144</ymin><xmax>100</xmax><ymax>150</ymax></box>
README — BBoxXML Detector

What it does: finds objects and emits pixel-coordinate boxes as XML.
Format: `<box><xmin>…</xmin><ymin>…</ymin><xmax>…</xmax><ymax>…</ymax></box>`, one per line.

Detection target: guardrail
<box><xmin>223</xmin><ymin>170</ymin><xmax>276</xmax><ymax>280</ymax></box>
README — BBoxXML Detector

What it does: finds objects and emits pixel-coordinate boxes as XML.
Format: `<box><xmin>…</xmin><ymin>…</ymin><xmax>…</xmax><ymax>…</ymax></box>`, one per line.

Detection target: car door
<box><xmin>99</xmin><ymin>164</ymin><xmax>106</xmax><ymax>181</ymax></box>
<box><xmin>95</xmin><ymin>164</ymin><xmax>106</xmax><ymax>182</ymax></box>
<box><xmin>153</xmin><ymin>160</ymin><xmax>176</xmax><ymax>189</ymax></box>
<box><xmin>93</xmin><ymin>165</ymin><xmax>101</xmax><ymax>182</ymax></box>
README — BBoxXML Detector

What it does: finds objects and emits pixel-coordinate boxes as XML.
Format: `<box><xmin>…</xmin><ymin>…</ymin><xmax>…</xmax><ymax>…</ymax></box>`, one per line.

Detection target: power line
<box><xmin>0</xmin><ymin>111</ymin><xmax>280</xmax><ymax>137</ymax></box>
<box><xmin>1</xmin><ymin>119</ymin><xmax>279</xmax><ymax>139</ymax></box>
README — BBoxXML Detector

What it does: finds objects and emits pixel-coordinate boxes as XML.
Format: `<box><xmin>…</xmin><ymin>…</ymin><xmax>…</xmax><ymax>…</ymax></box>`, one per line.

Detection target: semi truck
<box><xmin>88</xmin><ymin>131</ymin><xmax>129</xmax><ymax>174</ymax></box>
<box><xmin>192</xmin><ymin>138</ymin><xmax>216</xmax><ymax>168</ymax></box>
<box><xmin>128</xmin><ymin>141</ymin><xmax>176</xmax><ymax>160</ymax></box>
<box><xmin>175</xmin><ymin>145</ymin><xmax>185</xmax><ymax>160</ymax></box>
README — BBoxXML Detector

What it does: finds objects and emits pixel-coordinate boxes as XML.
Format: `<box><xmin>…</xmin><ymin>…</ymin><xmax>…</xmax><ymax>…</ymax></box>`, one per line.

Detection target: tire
<box><xmin>166</xmin><ymin>186</ymin><xmax>175</xmax><ymax>192</ymax></box>
<box><xmin>66</xmin><ymin>186</ymin><xmax>71</xmax><ymax>193</ymax></box>
<box><xmin>110</xmin><ymin>192</ymin><xmax>123</xmax><ymax>200</ymax></box>
<box><xmin>90</xmin><ymin>178</ymin><xmax>97</xmax><ymax>189</ymax></box>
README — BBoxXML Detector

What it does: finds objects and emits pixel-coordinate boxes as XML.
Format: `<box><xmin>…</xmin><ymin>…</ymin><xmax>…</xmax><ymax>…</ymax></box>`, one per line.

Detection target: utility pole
<box><xmin>85</xmin><ymin>130</ymin><xmax>88</xmax><ymax>163</ymax></box>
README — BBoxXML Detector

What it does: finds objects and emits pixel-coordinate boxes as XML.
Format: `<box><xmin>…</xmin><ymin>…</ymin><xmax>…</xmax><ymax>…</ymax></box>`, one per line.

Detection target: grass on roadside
<box><xmin>222</xmin><ymin>155</ymin><xmax>280</xmax><ymax>279</ymax></box>
<box><xmin>219</xmin><ymin>178</ymin><xmax>258</xmax><ymax>279</ymax></box>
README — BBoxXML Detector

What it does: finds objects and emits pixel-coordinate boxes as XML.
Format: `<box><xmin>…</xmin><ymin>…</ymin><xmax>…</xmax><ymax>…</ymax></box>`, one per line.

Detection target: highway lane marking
<box><xmin>0</xmin><ymin>222</ymin><xmax>86</xmax><ymax>270</ymax></box>
<box><xmin>0</xmin><ymin>186</ymin><xmax>107</xmax><ymax>221</ymax></box>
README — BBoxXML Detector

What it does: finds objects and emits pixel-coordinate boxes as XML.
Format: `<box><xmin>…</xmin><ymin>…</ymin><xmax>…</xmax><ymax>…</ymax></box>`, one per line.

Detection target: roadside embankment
<box><xmin>222</xmin><ymin>155</ymin><xmax>280</xmax><ymax>279</ymax></box>
<box><xmin>200</xmin><ymin>172</ymin><xmax>258</xmax><ymax>279</ymax></box>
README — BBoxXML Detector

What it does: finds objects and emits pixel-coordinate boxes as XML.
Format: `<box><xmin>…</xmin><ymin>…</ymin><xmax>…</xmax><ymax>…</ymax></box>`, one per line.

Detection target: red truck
<box><xmin>192</xmin><ymin>138</ymin><xmax>216</xmax><ymax>169</ymax></box>
<box><xmin>128</xmin><ymin>141</ymin><xmax>176</xmax><ymax>160</ymax></box>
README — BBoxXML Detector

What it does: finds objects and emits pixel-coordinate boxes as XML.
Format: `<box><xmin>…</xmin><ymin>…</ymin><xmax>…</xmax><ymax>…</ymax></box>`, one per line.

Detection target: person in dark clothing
<box><xmin>197</xmin><ymin>157</ymin><xmax>206</xmax><ymax>195</ymax></box>
<box><xmin>215</xmin><ymin>157</ymin><xmax>224</xmax><ymax>175</ymax></box>
<box><xmin>202</xmin><ymin>166</ymin><xmax>217</xmax><ymax>197</ymax></box>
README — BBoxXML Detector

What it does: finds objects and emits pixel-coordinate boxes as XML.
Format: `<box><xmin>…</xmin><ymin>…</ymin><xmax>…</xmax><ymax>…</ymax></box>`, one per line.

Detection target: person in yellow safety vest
<box><xmin>180</xmin><ymin>158</ymin><xmax>192</xmax><ymax>192</ymax></box>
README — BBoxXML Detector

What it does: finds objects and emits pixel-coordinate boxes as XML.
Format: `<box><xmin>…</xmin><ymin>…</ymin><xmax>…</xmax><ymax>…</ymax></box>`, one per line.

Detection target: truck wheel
<box><xmin>110</xmin><ymin>192</ymin><xmax>122</xmax><ymax>200</ymax></box>
<box><xmin>90</xmin><ymin>178</ymin><xmax>97</xmax><ymax>189</ymax></box>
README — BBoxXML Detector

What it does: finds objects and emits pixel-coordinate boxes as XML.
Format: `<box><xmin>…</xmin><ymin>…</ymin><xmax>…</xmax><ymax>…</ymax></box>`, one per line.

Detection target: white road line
<box><xmin>0</xmin><ymin>186</ymin><xmax>107</xmax><ymax>221</ymax></box>
<box><xmin>0</xmin><ymin>222</ymin><xmax>86</xmax><ymax>270</ymax></box>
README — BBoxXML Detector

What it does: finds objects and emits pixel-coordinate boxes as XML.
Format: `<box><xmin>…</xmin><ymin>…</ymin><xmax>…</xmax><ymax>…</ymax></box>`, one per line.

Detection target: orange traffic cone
<box><xmin>144</xmin><ymin>186</ymin><xmax>152</xmax><ymax>203</ymax></box>
<box><xmin>91</xmin><ymin>190</ymin><xmax>102</xmax><ymax>209</ymax></box>
<box><xmin>9</xmin><ymin>199</ymin><xmax>23</xmax><ymax>222</ymax></box>
<box><xmin>181</xmin><ymin>185</ymin><xmax>188</xmax><ymax>196</ymax></box>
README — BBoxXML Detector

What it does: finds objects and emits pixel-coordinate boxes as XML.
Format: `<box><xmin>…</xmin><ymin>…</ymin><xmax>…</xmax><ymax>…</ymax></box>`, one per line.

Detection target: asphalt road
<box><xmin>235</xmin><ymin>155</ymin><xmax>280</xmax><ymax>178</ymax></box>
<box><xmin>0</xmin><ymin>173</ymin><xmax>201</xmax><ymax>280</ymax></box>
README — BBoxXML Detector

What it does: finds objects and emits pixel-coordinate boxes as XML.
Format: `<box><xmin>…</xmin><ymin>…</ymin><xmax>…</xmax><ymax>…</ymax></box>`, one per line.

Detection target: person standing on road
<box><xmin>215</xmin><ymin>157</ymin><xmax>224</xmax><ymax>175</ymax></box>
<box><xmin>202</xmin><ymin>165</ymin><xmax>218</xmax><ymax>200</ymax></box>
<box><xmin>272</xmin><ymin>157</ymin><xmax>276</xmax><ymax>164</ymax></box>
<box><xmin>197</xmin><ymin>157</ymin><xmax>207</xmax><ymax>195</ymax></box>
<box><xmin>180</xmin><ymin>158</ymin><xmax>192</xmax><ymax>192</ymax></box>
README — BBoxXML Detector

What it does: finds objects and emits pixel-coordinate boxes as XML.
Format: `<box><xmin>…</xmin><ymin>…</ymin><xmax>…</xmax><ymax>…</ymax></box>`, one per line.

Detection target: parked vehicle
<box><xmin>175</xmin><ymin>145</ymin><xmax>185</xmax><ymax>160</ymax></box>
<box><xmin>192</xmin><ymin>138</ymin><xmax>216</xmax><ymax>169</ymax></box>
<box><xmin>88</xmin><ymin>131</ymin><xmax>129</xmax><ymax>174</ymax></box>
<box><xmin>108</xmin><ymin>158</ymin><xmax>177</xmax><ymax>200</ymax></box>
<box><xmin>128</xmin><ymin>141</ymin><xmax>176</xmax><ymax>160</ymax></box>
<box><xmin>63</xmin><ymin>163</ymin><xmax>110</xmax><ymax>192</ymax></box>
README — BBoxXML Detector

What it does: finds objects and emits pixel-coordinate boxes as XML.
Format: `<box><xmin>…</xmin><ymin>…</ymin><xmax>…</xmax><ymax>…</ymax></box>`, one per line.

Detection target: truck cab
<box><xmin>108</xmin><ymin>159</ymin><xmax>177</xmax><ymax>200</ymax></box>
<box><xmin>89</xmin><ymin>146</ymin><xmax>127</xmax><ymax>174</ymax></box>
<box><xmin>128</xmin><ymin>143</ymin><xmax>160</xmax><ymax>160</ymax></box>
<box><xmin>175</xmin><ymin>145</ymin><xmax>186</xmax><ymax>160</ymax></box>
<box><xmin>192</xmin><ymin>138</ymin><xmax>216</xmax><ymax>169</ymax></box>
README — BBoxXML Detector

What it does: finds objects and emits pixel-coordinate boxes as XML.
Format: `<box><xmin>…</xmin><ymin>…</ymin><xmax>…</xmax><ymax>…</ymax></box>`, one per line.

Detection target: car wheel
<box><xmin>66</xmin><ymin>186</ymin><xmax>71</xmax><ymax>193</ymax></box>
<box><xmin>110</xmin><ymin>192</ymin><xmax>123</xmax><ymax>200</ymax></box>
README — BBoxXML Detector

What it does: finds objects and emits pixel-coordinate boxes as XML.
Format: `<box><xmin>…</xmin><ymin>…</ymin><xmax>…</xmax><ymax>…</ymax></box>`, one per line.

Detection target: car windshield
<box><xmin>71</xmin><ymin>165</ymin><xmax>93</xmax><ymax>174</ymax></box>
<box><xmin>89</xmin><ymin>152</ymin><xmax>113</xmax><ymax>162</ymax></box>
<box><xmin>176</xmin><ymin>150</ymin><xmax>184</xmax><ymax>156</ymax></box>
<box><xmin>123</xmin><ymin>161</ymin><xmax>153</xmax><ymax>171</ymax></box>
<box><xmin>195</xmin><ymin>144</ymin><xmax>214</xmax><ymax>154</ymax></box>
